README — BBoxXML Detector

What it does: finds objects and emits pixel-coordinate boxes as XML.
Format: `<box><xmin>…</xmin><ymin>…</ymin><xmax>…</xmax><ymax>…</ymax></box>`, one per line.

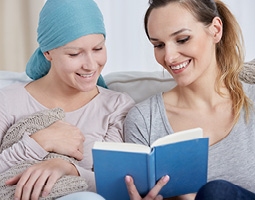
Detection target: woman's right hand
<box><xmin>31</xmin><ymin>120</ymin><xmax>85</xmax><ymax>160</ymax></box>
<box><xmin>5</xmin><ymin>158</ymin><xmax>78</xmax><ymax>200</ymax></box>
<box><xmin>125</xmin><ymin>175</ymin><xmax>170</xmax><ymax>200</ymax></box>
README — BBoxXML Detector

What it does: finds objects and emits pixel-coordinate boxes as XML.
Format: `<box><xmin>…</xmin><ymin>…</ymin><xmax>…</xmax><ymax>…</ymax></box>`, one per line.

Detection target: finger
<box><xmin>14</xmin><ymin>171</ymin><xmax>33</xmax><ymax>200</ymax></box>
<box><xmin>145</xmin><ymin>175</ymin><xmax>170</xmax><ymax>200</ymax></box>
<box><xmin>78</xmin><ymin>142</ymin><xmax>84</xmax><ymax>154</ymax></box>
<box><xmin>71</xmin><ymin>149</ymin><xmax>83</xmax><ymax>161</ymax></box>
<box><xmin>5</xmin><ymin>173</ymin><xmax>22</xmax><ymax>185</ymax></box>
<box><xmin>30</xmin><ymin>172</ymin><xmax>50</xmax><ymax>200</ymax></box>
<box><xmin>19</xmin><ymin>171</ymin><xmax>41</xmax><ymax>200</ymax></box>
<box><xmin>41</xmin><ymin>173</ymin><xmax>60</xmax><ymax>198</ymax></box>
<box><xmin>125</xmin><ymin>175</ymin><xmax>141</xmax><ymax>200</ymax></box>
<box><xmin>154</xmin><ymin>195</ymin><xmax>163</xmax><ymax>200</ymax></box>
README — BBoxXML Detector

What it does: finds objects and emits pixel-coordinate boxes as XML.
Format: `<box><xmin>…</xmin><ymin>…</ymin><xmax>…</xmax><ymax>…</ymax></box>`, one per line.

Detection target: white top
<box><xmin>0</xmin><ymin>82</ymin><xmax>135</xmax><ymax>192</ymax></box>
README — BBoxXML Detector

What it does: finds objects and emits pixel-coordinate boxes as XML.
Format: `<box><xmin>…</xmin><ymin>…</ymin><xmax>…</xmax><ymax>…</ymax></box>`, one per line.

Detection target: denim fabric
<box><xmin>195</xmin><ymin>180</ymin><xmax>255</xmax><ymax>200</ymax></box>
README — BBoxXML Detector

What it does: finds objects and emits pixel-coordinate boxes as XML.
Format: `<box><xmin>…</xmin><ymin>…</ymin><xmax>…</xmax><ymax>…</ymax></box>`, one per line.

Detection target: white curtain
<box><xmin>95</xmin><ymin>0</ymin><xmax>255</xmax><ymax>76</ymax></box>
<box><xmin>1</xmin><ymin>0</ymin><xmax>254</xmax><ymax>74</ymax></box>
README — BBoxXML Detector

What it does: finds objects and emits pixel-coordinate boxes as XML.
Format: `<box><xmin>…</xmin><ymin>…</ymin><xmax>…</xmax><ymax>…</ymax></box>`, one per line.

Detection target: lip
<box><xmin>170</xmin><ymin>59</ymin><xmax>191</xmax><ymax>74</ymax></box>
<box><xmin>76</xmin><ymin>71</ymin><xmax>96</xmax><ymax>78</ymax></box>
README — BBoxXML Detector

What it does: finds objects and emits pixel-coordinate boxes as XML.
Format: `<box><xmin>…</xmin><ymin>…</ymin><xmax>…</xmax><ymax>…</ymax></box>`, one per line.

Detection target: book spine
<box><xmin>148</xmin><ymin>149</ymin><xmax>156</xmax><ymax>190</ymax></box>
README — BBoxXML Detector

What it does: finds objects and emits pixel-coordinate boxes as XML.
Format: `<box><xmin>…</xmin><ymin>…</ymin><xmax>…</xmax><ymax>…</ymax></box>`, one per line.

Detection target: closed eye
<box><xmin>69</xmin><ymin>53</ymin><xmax>79</xmax><ymax>57</ymax></box>
<box><xmin>94</xmin><ymin>47</ymin><xmax>103</xmax><ymax>51</ymax></box>
<box><xmin>177</xmin><ymin>36</ymin><xmax>190</xmax><ymax>44</ymax></box>
<box><xmin>153</xmin><ymin>43</ymin><xmax>165</xmax><ymax>49</ymax></box>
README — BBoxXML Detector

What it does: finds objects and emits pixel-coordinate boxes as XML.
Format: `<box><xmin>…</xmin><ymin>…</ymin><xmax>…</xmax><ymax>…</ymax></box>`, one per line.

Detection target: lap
<box><xmin>57</xmin><ymin>192</ymin><xmax>105</xmax><ymax>200</ymax></box>
<box><xmin>195</xmin><ymin>180</ymin><xmax>255</xmax><ymax>200</ymax></box>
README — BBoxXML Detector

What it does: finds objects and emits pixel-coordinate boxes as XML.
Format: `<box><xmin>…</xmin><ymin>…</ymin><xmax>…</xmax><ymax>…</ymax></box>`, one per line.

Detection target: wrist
<box><xmin>30</xmin><ymin>130</ymin><xmax>52</xmax><ymax>152</ymax></box>
<box><xmin>68</xmin><ymin>162</ymin><xmax>80</xmax><ymax>176</ymax></box>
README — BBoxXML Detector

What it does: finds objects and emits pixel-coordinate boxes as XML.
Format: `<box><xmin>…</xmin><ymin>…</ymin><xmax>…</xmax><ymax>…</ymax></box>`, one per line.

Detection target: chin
<box><xmin>80</xmin><ymin>85</ymin><xmax>98</xmax><ymax>93</ymax></box>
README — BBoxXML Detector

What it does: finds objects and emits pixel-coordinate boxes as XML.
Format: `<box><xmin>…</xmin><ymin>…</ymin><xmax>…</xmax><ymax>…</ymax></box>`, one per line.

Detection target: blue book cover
<box><xmin>92</xmin><ymin>128</ymin><xmax>208</xmax><ymax>200</ymax></box>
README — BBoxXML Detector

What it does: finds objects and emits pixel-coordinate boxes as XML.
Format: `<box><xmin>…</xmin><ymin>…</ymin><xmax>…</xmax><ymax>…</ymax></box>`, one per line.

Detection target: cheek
<box><xmin>154</xmin><ymin>50</ymin><xmax>165</xmax><ymax>66</ymax></box>
<box><xmin>53</xmin><ymin>57</ymin><xmax>79</xmax><ymax>76</ymax></box>
<box><xmin>189</xmin><ymin>34</ymin><xmax>214</xmax><ymax>57</ymax></box>
<box><xmin>97</xmin><ymin>50</ymin><xmax>107</xmax><ymax>67</ymax></box>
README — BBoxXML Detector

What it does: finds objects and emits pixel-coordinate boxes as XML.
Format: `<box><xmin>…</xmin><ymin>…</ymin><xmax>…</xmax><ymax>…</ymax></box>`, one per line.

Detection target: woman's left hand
<box><xmin>5</xmin><ymin>158</ymin><xmax>78</xmax><ymax>200</ymax></box>
<box><xmin>125</xmin><ymin>175</ymin><xmax>170</xmax><ymax>200</ymax></box>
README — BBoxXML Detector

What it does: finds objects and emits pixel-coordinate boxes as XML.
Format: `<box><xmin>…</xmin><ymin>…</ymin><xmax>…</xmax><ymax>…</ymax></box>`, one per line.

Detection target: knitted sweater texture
<box><xmin>0</xmin><ymin>108</ymin><xmax>88</xmax><ymax>200</ymax></box>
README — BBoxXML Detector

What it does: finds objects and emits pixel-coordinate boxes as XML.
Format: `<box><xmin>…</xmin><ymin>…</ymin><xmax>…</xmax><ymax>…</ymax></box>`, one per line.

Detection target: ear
<box><xmin>43</xmin><ymin>51</ymin><xmax>52</xmax><ymax>61</ymax></box>
<box><xmin>209</xmin><ymin>17</ymin><xmax>223</xmax><ymax>43</ymax></box>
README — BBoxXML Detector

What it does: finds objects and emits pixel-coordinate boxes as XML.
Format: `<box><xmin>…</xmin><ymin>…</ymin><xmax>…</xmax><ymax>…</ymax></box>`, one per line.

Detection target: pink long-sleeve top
<box><xmin>0</xmin><ymin>83</ymin><xmax>135</xmax><ymax>192</ymax></box>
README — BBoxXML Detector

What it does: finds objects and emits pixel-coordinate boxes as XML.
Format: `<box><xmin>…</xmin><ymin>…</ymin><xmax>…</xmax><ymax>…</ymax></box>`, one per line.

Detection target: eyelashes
<box><xmin>69</xmin><ymin>53</ymin><xmax>79</xmax><ymax>57</ymax></box>
<box><xmin>153</xmin><ymin>43</ymin><xmax>165</xmax><ymax>49</ymax></box>
<box><xmin>177</xmin><ymin>36</ymin><xmax>190</xmax><ymax>44</ymax></box>
<box><xmin>153</xmin><ymin>36</ymin><xmax>190</xmax><ymax>49</ymax></box>
<box><xmin>68</xmin><ymin>47</ymin><xmax>103</xmax><ymax>56</ymax></box>
<box><xmin>94</xmin><ymin>47</ymin><xmax>103</xmax><ymax>51</ymax></box>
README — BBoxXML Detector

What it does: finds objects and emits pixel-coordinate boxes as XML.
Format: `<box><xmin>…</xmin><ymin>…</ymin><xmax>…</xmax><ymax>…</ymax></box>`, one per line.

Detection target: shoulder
<box><xmin>126</xmin><ymin>93</ymin><xmax>162</xmax><ymax>120</ymax></box>
<box><xmin>98</xmin><ymin>86</ymin><xmax>133</xmax><ymax>100</ymax></box>
<box><xmin>0</xmin><ymin>83</ymin><xmax>28</xmax><ymax>99</ymax></box>
<box><xmin>242</xmin><ymin>81</ymin><xmax>255</xmax><ymax>101</ymax></box>
<box><xmin>0</xmin><ymin>83</ymin><xmax>37</xmax><ymax>116</ymax></box>
<box><xmin>97</xmin><ymin>86</ymin><xmax>135</xmax><ymax>111</ymax></box>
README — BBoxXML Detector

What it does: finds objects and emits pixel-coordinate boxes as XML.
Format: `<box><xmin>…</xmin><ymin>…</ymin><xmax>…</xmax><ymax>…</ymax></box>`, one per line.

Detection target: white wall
<box><xmin>94</xmin><ymin>0</ymin><xmax>255</xmax><ymax>76</ymax></box>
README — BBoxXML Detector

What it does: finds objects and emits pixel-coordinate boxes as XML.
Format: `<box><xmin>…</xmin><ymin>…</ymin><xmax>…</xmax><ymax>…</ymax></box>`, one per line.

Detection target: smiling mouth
<box><xmin>170</xmin><ymin>60</ymin><xmax>191</xmax><ymax>70</ymax></box>
<box><xmin>77</xmin><ymin>72</ymin><xmax>95</xmax><ymax>78</ymax></box>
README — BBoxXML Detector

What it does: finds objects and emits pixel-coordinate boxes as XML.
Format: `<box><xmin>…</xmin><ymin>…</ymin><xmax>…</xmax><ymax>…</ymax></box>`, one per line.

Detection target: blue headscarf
<box><xmin>26</xmin><ymin>0</ymin><xmax>107</xmax><ymax>88</ymax></box>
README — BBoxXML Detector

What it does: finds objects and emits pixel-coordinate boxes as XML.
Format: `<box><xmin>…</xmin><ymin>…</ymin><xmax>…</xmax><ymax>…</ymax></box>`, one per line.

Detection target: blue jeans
<box><xmin>195</xmin><ymin>180</ymin><xmax>255</xmax><ymax>200</ymax></box>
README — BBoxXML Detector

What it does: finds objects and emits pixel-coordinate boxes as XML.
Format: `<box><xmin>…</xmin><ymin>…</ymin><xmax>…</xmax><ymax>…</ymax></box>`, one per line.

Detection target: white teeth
<box><xmin>170</xmin><ymin>61</ymin><xmax>189</xmax><ymax>70</ymax></box>
<box><xmin>79</xmin><ymin>72</ymin><xmax>94</xmax><ymax>78</ymax></box>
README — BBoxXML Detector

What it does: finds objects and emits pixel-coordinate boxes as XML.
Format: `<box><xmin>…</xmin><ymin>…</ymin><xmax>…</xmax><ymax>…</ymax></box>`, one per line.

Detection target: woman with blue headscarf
<box><xmin>0</xmin><ymin>0</ymin><xmax>134</xmax><ymax>199</ymax></box>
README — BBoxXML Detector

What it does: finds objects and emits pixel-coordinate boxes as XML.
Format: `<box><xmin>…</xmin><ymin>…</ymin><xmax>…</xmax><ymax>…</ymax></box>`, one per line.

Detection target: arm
<box><xmin>104</xmin><ymin>93</ymin><xmax>135</xmax><ymax>142</ymax></box>
<box><xmin>0</xmin><ymin>91</ymin><xmax>49</xmax><ymax>173</ymax></box>
<box><xmin>124</xmin><ymin>105</ymin><xmax>150</xmax><ymax>145</ymax></box>
<box><xmin>0</xmin><ymin>120</ymin><xmax>85</xmax><ymax>174</ymax></box>
<box><xmin>6</xmin><ymin>158</ymin><xmax>78</xmax><ymax>200</ymax></box>
<box><xmin>0</xmin><ymin>97</ymin><xmax>84</xmax><ymax>173</ymax></box>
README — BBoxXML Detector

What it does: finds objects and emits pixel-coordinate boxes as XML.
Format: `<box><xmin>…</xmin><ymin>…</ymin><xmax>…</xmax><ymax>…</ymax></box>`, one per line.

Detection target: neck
<box><xmin>168</xmin><ymin>65</ymin><xmax>231</xmax><ymax>110</ymax></box>
<box><xmin>26</xmin><ymin>75</ymin><xmax>99</xmax><ymax>112</ymax></box>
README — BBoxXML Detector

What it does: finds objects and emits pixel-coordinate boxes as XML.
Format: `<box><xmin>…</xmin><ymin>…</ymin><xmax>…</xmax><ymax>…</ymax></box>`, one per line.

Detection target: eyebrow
<box><xmin>63</xmin><ymin>38</ymin><xmax>105</xmax><ymax>50</ymax></box>
<box><xmin>149</xmin><ymin>28</ymin><xmax>191</xmax><ymax>41</ymax></box>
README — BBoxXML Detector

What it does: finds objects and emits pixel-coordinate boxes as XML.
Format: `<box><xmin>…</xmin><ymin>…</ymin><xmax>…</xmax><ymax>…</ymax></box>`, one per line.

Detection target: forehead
<box><xmin>147</xmin><ymin>3</ymin><xmax>199</xmax><ymax>37</ymax></box>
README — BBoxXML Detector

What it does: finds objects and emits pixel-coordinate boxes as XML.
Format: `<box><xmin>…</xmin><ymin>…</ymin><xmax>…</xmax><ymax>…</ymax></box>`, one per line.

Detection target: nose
<box><xmin>81</xmin><ymin>53</ymin><xmax>97</xmax><ymax>71</ymax></box>
<box><xmin>164</xmin><ymin>44</ymin><xmax>180</xmax><ymax>64</ymax></box>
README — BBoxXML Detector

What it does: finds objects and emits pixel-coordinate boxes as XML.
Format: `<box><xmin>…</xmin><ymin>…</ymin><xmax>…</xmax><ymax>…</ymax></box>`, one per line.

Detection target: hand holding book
<box><xmin>125</xmin><ymin>175</ymin><xmax>170</xmax><ymax>200</ymax></box>
<box><xmin>93</xmin><ymin>128</ymin><xmax>209</xmax><ymax>199</ymax></box>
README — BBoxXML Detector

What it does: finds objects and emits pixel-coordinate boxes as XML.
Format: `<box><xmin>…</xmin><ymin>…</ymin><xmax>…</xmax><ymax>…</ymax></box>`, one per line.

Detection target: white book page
<box><xmin>93</xmin><ymin>142</ymin><xmax>151</xmax><ymax>154</ymax></box>
<box><xmin>151</xmin><ymin>128</ymin><xmax>203</xmax><ymax>148</ymax></box>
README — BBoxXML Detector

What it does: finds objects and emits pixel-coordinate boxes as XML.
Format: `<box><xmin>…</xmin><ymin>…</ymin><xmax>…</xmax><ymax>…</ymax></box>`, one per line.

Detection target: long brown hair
<box><xmin>144</xmin><ymin>0</ymin><xmax>252</xmax><ymax>123</ymax></box>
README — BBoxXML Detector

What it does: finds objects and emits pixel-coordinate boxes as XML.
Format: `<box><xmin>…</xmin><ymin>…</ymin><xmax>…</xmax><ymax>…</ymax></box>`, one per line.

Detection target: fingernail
<box><xmin>15</xmin><ymin>198</ymin><xmax>19</xmax><ymax>200</ymax></box>
<box><xmin>42</xmin><ymin>192</ymin><xmax>48</xmax><ymax>197</ymax></box>
<box><xmin>158</xmin><ymin>195</ymin><xmax>163</xmax><ymax>200</ymax></box>
<box><xmin>163</xmin><ymin>175</ymin><xmax>170</xmax><ymax>183</ymax></box>
<box><xmin>125</xmin><ymin>175</ymin><xmax>131</xmax><ymax>183</ymax></box>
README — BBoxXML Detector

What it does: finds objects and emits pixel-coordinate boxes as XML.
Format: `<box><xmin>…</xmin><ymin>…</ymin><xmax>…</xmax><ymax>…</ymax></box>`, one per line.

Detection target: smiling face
<box><xmin>44</xmin><ymin>34</ymin><xmax>106</xmax><ymax>93</ymax></box>
<box><xmin>147</xmin><ymin>3</ymin><xmax>221</xmax><ymax>87</ymax></box>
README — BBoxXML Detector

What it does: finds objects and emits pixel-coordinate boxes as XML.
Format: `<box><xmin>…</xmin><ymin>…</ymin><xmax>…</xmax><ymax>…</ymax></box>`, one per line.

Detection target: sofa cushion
<box><xmin>104</xmin><ymin>71</ymin><xmax>176</xmax><ymax>103</ymax></box>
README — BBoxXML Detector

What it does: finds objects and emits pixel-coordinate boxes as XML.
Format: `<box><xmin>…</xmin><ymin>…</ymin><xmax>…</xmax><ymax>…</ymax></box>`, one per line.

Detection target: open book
<box><xmin>92</xmin><ymin>128</ymin><xmax>209</xmax><ymax>199</ymax></box>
